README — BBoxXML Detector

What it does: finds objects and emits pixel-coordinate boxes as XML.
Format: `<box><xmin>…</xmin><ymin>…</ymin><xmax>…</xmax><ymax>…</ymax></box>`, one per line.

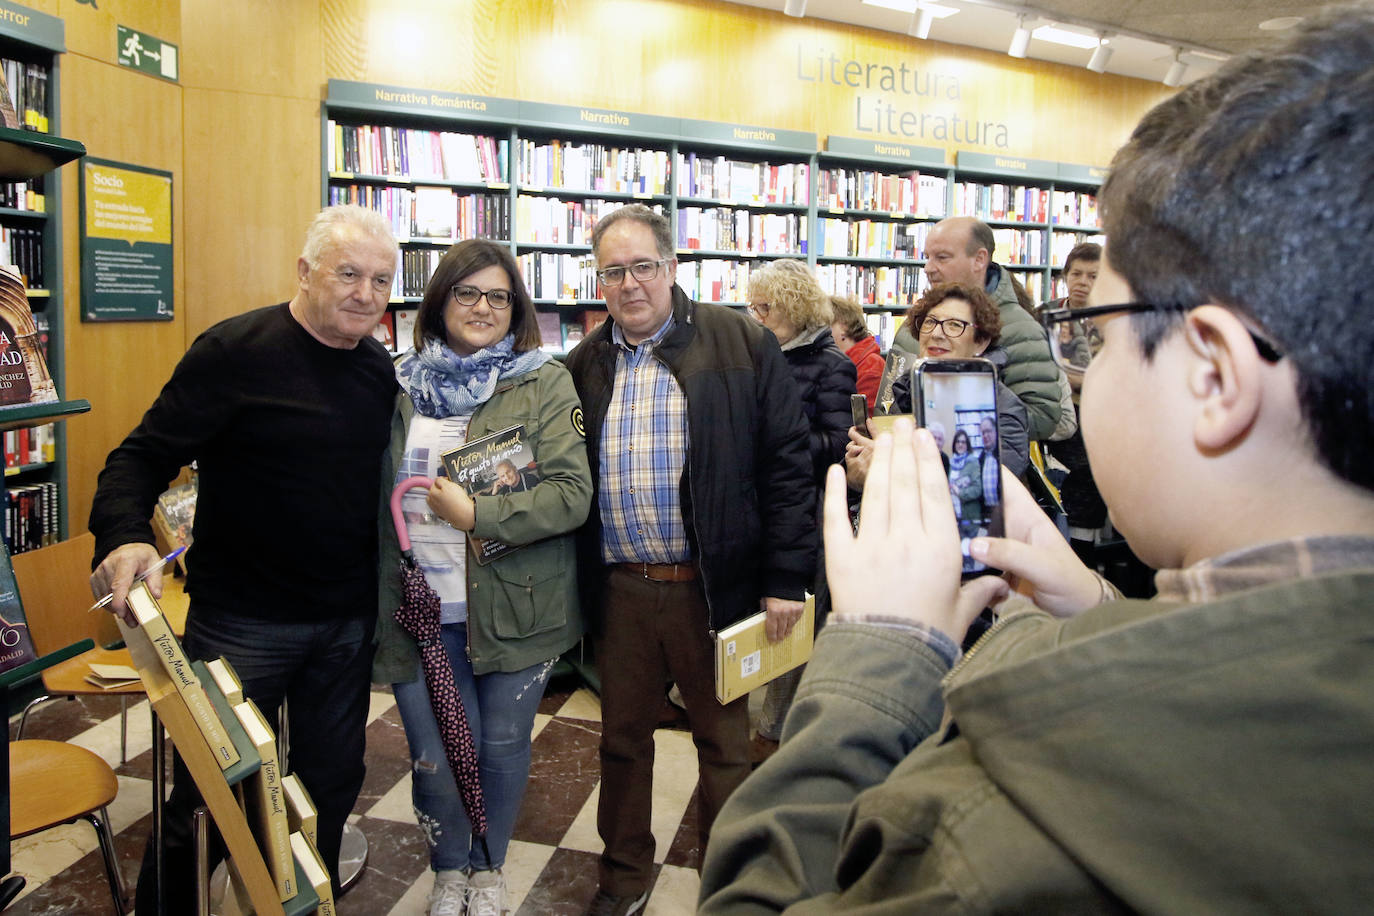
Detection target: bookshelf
<box><xmin>0</xmin><ymin>9</ymin><xmax>84</xmax><ymax>555</ymax></box>
<box><xmin>321</xmin><ymin>80</ymin><xmax>1104</xmax><ymax>356</ymax></box>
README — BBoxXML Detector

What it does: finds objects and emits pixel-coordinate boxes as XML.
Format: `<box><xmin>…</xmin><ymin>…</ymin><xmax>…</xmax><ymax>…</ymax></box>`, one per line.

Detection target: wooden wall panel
<box><xmin>181</xmin><ymin>88</ymin><xmax>322</xmax><ymax>334</ymax></box>
<box><xmin>325</xmin><ymin>0</ymin><xmax>1171</xmax><ymax>165</ymax></box>
<box><xmin>58</xmin><ymin>0</ymin><xmax>180</xmax><ymax>63</ymax></box>
<box><xmin>59</xmin><ymin>50</ymin><xmax>184</xmax><ymax>538</ymax></box>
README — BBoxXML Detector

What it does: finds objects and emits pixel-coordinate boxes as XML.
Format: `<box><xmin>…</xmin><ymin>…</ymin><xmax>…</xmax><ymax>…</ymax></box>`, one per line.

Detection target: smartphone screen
<box><xmin>910</xmin><ymin>359</ymin><xmax>1004</xmax><ymax>577</ymax></box>
<box><xmin>850</xmin><ymin>393</ymin><xmax>869</xmax><ymax>436</ymax></box>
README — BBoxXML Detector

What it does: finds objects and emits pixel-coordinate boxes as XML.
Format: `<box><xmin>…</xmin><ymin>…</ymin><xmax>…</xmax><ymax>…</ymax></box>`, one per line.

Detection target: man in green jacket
<box><xmin>895</xmin><ymin>216</ymin><xmax>1062</xmax><ymax>440</ymax></box>
<box><xmin>700</xmin><ymin>8</ymin><xmax>1374</xmax><ymax>913</ymax></box>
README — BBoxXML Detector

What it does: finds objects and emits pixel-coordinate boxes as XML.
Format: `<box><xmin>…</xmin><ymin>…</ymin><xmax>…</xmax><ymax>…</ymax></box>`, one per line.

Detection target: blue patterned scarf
<box><xmin>396</xmin><ymin>334</ymin><xmax>550</xmax><ymax>418</ymax></box>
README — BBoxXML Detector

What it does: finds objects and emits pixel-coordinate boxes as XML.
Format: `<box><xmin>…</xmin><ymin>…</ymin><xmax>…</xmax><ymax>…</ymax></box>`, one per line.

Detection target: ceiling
<box><xmin>723</xmin><ymin>0</ymin><xmax>1340</xmax><ymax>84</ymax></box>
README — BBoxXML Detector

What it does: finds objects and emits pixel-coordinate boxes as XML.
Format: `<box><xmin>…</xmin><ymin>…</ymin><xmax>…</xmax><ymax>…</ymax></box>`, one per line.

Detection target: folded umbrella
<box><xmin>389</xmin><ymin>476</ymin><xmax>489</xmax><ymax>847</ymax></box>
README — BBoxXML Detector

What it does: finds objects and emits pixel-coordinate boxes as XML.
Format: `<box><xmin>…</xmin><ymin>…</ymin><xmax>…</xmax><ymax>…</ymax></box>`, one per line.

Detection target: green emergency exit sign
<box><xmin>116</xmin><ymin>25</ymin><xmax>178</xmax><ymax>83</ymax></box>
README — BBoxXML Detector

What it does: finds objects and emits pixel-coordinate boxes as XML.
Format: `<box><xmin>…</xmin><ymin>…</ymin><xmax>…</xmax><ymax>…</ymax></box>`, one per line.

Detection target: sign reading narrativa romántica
<box><xmin>795</xmin><ymin>44</ymin><xmax>1011</xmax><ymax>149</ymax></box>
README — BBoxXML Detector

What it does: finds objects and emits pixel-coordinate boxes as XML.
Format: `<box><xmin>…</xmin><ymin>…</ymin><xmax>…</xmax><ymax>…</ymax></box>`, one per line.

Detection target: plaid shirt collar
<box><xmin>1153</xmin><ymin>535</ymin><xmax>1374</xmax><ymax>604</ymax></box>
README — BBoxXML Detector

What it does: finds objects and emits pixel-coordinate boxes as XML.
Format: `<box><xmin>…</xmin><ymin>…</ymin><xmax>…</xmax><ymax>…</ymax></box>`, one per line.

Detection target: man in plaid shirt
<box><xmin>565</xmin><ymin>204</ymin><xmax>813</xmax><ymax>916</ymax></box>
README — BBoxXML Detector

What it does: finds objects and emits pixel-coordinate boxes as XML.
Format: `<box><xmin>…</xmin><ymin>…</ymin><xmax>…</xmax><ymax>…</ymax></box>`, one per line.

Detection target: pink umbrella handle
<box><xmin>390</xmin><ymin>476</ymin><xmax>434</xmax><ymax>552</ymax></box>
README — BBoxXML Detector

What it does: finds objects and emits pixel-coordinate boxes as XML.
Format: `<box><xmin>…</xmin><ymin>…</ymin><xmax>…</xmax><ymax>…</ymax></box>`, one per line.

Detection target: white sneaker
<box><xmin>428</xmin><ymin>869</ymin><xmax>469</xmax><ymax>916</ymax></box>
<box><xmin>466</xmin><ymin>868</ymin><xmax>507</xmax><ymax>916</ymax></box>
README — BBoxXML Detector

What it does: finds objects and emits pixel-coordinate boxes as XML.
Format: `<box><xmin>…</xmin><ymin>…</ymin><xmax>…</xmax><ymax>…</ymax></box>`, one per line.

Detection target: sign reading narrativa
<box><xmin>81</xmin><ymin>158</ymin><xmax>175</xmax><ymax>322</ymax></box>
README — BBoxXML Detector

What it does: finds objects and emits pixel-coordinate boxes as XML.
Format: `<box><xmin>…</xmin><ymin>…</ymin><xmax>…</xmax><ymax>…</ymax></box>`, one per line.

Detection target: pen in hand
<box><xmin>89</xmin><ymin>545</ymin><xmax>187</xmax><ymax>612</ymax></box>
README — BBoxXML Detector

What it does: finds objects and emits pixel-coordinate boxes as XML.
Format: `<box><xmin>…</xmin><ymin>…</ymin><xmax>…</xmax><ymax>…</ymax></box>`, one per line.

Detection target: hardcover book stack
<box><xmin>117</xmin><ymin>583</ymin><xmax>334</xmax><ymax>913</ymax></box>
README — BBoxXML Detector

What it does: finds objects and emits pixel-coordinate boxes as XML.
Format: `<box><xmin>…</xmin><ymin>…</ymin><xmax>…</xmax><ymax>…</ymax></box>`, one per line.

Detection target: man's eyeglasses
<box><xmin>1040</xmin><ymin>302</ymin><xmax>1283</xmax><ymax>375</ymax></box>
<box><xmin>450</xmin><ymin>285</ymin><xmax>513</xmax><ymax>309</ymax></box>
<box><xmin>918</xmin><ymin>316</ymin><xmax>973</xmax><ymax>339</ymax></box>
<box><xmin>596</xmin><ymin>259</ymin><xmax>671</xmax><ymax>287</ymax></box>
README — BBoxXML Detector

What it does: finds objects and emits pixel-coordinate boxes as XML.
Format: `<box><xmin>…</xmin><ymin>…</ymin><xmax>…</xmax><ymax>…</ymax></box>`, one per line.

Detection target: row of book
<box><xmin>675</xmin><ymin>153</ymin><xmax>809</xmax><ymax>206</ymax></box>
<box><xmin>817</xmin><ymin>262</ymin><xmax>930</xmax><ymax>308</ymax></box>
<box><xmin>516</xmin><ymin>140</ymin><xmax>670</xmax><ymax>196</ymax></box>
<box><xmin>815</xmin><ymin>217</ymin><xmax>930</xmax><ymax>260</ymax></box>
<box><xmin>863</xmin><ymin>311</ymin><xmax>909</xmax><ymax>351</ymax></box>
<box><xmin>675</xmin><ymin>208</ymin><xmax>806</xmax><ymax>255</ymax></box>
<box><xmin>1050</xmin><ymin>229</ymin><xmax>1106</xmax><ymax>267</ymax></box>
<box><xmin>328</xmin><ymin>183</ymin><xmax>512</xmax><ymax>244</ymax></box>
<box><xmin>118</xmin><ymin>586</ymin><xmax>335</xmax><ymax>911</ymax></box>
<box><xmin>4</xmin><ymin>421</ymin><xmax>54</xmax><ymax>469</ymax></box>
<box><xmin>952</xmin><ymin>182</ymin><xmax>1052</xmax><ymax>224</ymax></box>
<box><xmin>0</xmin><ymin>178</ymin><xmax>43</xmax><ymax>212</ymax></box>
<box><xmin>328</xmin><ymin>120</ymin><xmax>508</xmax><ymax>185</ymax></box>
<box><xmin>2</xmin><ymin>226</ymin><xmax>43</xmax><ymax>288</ymax></box>
<box><xmin>0</xmin><ymin>59</ymin><xmax>49</xmax><ymax>133</ymax></box>
<box><xmin>990</xmin><ymin>227</ymin><xmax>1046</xmax><ymax>266</ymax></box>
<box><xmin>514</xmin><ymin>196</ymin><xmax>661</xmax><ymax>246</ymax></box>
<box><xmin>676</xmin><ymin>258</ymin><xmax>758</xmax><ymax>304</ymax></box>
<box><xmin>4</xmin><ymin>480</ymin><xmax>58</xmax><ymax>556</ymax></box>
<box><xmin>816</xmin><ymin>168</ymin><xmax>948</xmax><ymax>217</ymax></box>
<box><xmin>519</xmin><ymin>251</ymin><xmax>599</xmax><ymax>301</ymax></box>
<box><xmin>370</xmin><ymin>309</ymin><xmax>416</xmax><ymax>353</ymax></box>
<box><xmin>1053</xmin><ymin>190</ymin><xmax>1099</xmax><ymax>227</ymax></box>
<box><xmin>395</xmin><ymin>248</ymin><xmax>446</xmax><ymax>299</ymax></box>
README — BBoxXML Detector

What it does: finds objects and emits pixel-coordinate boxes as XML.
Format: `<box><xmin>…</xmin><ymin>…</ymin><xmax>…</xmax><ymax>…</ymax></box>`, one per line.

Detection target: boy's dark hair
<box><xmin>1100</xmin><ymin>6</ymin><xmax>1374</xmax><ymax>491</ymax></box>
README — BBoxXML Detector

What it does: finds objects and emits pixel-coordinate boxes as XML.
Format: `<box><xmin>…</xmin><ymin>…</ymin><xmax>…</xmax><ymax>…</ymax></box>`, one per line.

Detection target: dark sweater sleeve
<box><xmin>88</xmin><ymin>332</ymin><xmax>237</xmax><ymax>567</ymax></box>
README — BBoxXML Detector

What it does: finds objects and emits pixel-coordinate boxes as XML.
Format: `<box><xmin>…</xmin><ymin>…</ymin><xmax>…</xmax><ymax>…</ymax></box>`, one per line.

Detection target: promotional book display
<box><xmin>117</xmin><ymin>582</ymin><xmax>329</xmax><ymax>913</ymax></box>
<box><xmin>714</xmin><ymin>594</ymin><xmax>816</xmax><ymax>704</ymax></box>
<box><xmin>325</xmin><ymin>81</ymin><xmax>1104</xmax><ymax>359</ymax></box>
<box><xmin>439</xmin><ymin>424</ymin><xmax>536</xmax><ymax>564</ymax></box>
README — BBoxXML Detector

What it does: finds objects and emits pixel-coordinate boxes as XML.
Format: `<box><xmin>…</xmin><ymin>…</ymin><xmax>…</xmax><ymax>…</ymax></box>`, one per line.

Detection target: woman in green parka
<box><xmin>374</xmin><ymin>239</ymin><xmax>591</xmax><ymax>916</ymax></box>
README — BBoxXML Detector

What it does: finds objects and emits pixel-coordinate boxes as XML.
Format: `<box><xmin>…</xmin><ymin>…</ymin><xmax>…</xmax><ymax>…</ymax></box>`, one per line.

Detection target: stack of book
<box><xmin>117</xmin><ymin>583</ymin><xmax>336</xmax><ymax>913</ymax></box>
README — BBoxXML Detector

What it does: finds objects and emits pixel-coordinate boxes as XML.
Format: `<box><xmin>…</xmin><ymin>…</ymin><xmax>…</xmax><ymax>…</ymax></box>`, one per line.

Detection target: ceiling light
<box><xmin>783</xmin><ymin>0</ymin><xmax>807</xmax><ymax>16</ymax></box>
<box><xmin>1031</xmin><ymin>25</ymin><xmax>1100</xmax><ymax>49</ymax></box>
<box><xmin>1008</xmin><ymin>15</ymin><xmax>1031</xmax><ymax>58</ymax></box>
<box><xmin>1164</xmin><ymin>50</ymin><xmax>1188</xmax><ymax>87</ymax></box>
<box><xmin>864</xmin><ymin>0</ymin><xmax>958</xmax><ymax>17</ymax></box>
<box><xmin>1086</xmin><ymin>35</ymin><xmax>1113</xmax><ymax>72</ymax></box>
<box><xmin>1259</xmin><ymin>16</ymin><xmax>1303</xmax><ymax>31</ymax></box>
<box><xmin>908</xmin><ymin>6</ymin><xmax>935</xmax><ymax>39</ymax></box>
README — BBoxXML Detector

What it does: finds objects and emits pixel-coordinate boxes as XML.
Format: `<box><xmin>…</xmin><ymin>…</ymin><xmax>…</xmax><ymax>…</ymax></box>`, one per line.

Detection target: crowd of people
<box><xmin>87</xmin><ymin>8</ymin><xmax>1373</xmax><ymax>914</ymax></box>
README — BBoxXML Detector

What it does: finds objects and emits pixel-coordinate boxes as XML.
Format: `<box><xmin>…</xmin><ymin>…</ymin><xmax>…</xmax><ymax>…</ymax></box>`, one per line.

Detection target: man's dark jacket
<box><xmin>564</xmin><ymin>286</ymin><xmax>815</xmax><ymax>634</ymax></box>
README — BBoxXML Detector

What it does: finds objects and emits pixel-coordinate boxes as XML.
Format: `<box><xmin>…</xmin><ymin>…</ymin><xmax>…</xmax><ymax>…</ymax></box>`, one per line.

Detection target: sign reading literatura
<box><xmin>795</xmin><ymin>44</ymin><xmax>1011</xmax><ymax>149</ymax></box>
<box><xmin>80</xmin><ymin>159</ymin><xmax>174</xmax><ymax>322</ymax></box>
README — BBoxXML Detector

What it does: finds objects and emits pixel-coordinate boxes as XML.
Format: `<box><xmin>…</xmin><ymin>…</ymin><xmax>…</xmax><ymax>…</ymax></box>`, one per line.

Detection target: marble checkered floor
<box><xmin>5</xmin><ymin>673</ymin><xmax>713</xmax><ymax>914</ymax></box>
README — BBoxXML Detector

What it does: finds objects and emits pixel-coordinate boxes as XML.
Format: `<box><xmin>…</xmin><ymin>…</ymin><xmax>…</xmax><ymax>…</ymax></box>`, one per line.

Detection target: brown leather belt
<box><xmin>615</xmin><ymin>561</ymin><xmax>697</xmax><ymax>582</ymax></box>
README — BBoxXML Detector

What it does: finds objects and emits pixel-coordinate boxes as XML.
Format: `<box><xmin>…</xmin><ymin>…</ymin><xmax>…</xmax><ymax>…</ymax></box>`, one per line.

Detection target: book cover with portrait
<box><xmin>439</xmin><ymin>424</ymin><xmax>538</xmax><ymax>565</ymax></box>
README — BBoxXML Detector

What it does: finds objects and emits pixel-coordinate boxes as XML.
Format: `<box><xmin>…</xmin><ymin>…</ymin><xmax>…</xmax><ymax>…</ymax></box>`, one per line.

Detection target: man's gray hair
<box><xmin>300</xmin><ymin>204</ymin><xmax>398</xmax><ymax>268</ymax></box>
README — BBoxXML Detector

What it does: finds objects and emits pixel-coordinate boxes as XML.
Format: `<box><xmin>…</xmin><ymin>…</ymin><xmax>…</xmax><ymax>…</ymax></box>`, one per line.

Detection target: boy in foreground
<box><xmin>699</xmin><ymin>8</ymin><xmax>1374</xmax><ymax>912</ymax></box>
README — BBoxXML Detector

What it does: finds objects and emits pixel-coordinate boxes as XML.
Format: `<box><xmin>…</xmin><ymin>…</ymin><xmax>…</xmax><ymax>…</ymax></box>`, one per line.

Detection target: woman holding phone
<box><xmin>375</xmin><ymin>239</ymin><xmax>591</xmax><ymax>916</ymax></box>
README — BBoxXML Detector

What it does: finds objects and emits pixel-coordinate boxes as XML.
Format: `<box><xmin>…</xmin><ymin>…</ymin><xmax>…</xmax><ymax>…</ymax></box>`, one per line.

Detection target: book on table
<box><xmin>120</xmin><ymin>582</ymin><xmax>240</xmax><ymax>770</ymax></box>
<box><xmin>713</xmin><ymin>594</ymin><xmax>816</xmax><ymax>704</ymax></box>
<box><xmin>232</xmin><ymin>697</ymin><xmax>296</xmax><ymax>902</ymax></box>
<box><xmin>205</xmin><ymin>656</ymin><xmax>244</xmax><ymax>706</ymax></box>
<box><xmin>439</xmin><ymin>424</ymin><xmax>537</xmax><ymax>565</ymax></box>
<box><xmin>84</xmin><ymin>662</ymin><xmax>141</xmax><ymax>689</ymax></box>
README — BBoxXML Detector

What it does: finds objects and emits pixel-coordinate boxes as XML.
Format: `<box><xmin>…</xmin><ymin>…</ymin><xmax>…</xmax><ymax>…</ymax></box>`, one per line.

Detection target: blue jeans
<box><xmin>136</xmin><ymin>607</ymin><xmax>375</xmax><ymax>914</ymax></box>
<box><xmin>392</xmin><ymin>622</ymin><xmax>554</xmax><ymax>871</ymax></box>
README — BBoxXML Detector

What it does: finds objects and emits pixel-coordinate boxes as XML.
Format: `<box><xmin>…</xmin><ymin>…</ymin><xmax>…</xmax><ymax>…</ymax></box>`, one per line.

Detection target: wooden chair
<box><xmin>12</xmin><ymin>533</ymin><xmax>144</xmax><ymax>760</ymax></box>
<box><xmin>8</xmin><ymin>738</ymin><xmax>128</xmax><ymax>914</ymax></box>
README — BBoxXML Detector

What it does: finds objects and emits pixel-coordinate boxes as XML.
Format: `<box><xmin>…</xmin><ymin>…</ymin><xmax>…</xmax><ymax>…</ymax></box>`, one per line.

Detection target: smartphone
<box><xmin>909</xmin><ymin>358</ymin><xmax>1004</xmax><ymax>578</ymax></box>
<box><xmin>849</xmin><ymin>393</ymin><xmax>870</xmax><ymax>436</ymax></box>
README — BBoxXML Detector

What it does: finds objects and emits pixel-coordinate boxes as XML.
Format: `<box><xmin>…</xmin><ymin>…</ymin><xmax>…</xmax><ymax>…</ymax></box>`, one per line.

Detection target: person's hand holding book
<box><xmin>427</xmin><ymin>476</ymin><xmax>477</xmax><ymax>532</ymax></box>
<box><xmin>90</xmin><ymin>541</ymin><xmax>165</xmax><ymax>625</ymax></box>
